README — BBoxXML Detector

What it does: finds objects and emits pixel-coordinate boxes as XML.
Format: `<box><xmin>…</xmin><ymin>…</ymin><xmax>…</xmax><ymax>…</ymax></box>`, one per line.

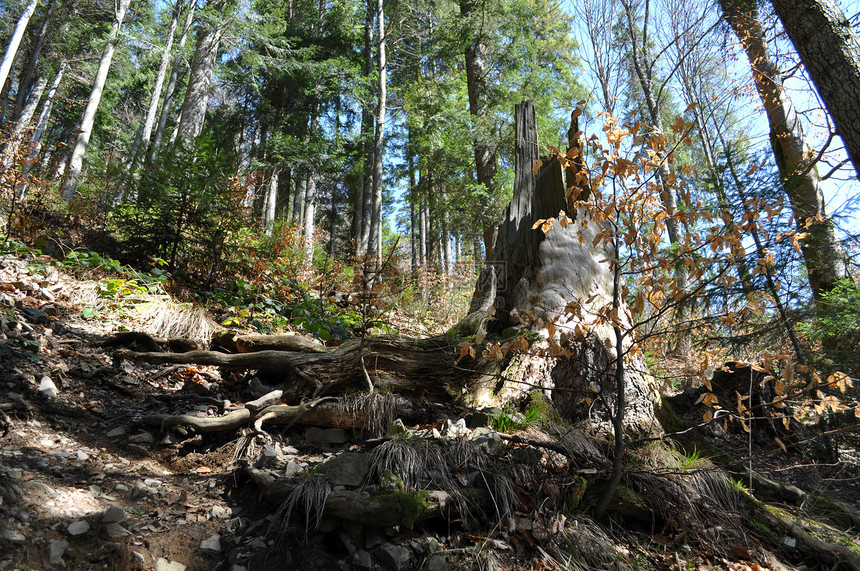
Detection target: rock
<box><xmin>320</xmin><ymin>453</ymin><xmax>372</xmax><ymax>487</ymax></box>
<box><xmin>0</xmin><ymin>528</ymin><xmax>25</xmax><ymax>542</ymax></box>
<box><xmin>245</xmin><ymin>390</ymin><xmax>283</xmax><ymax>411</ymax></box>
<box><xmin>132</xmin><ymin>551</ymin><xmax>146</xmax><ymax>564</ymax></box>
<box><xmin>155</xmin><ymin>558</ymin><xmax>186</xmax><ymax>571</ymax></box>
<box><xmin>48</xmin><ymin>539</ymin><xmax>68</xmax><ymax>565</ymax></box>
<box><xmin>21</xmin><ymin>307</ymin><xmax>49</xmax><ymax>324</ymax></box>
<box><xmin>209</xmin><ymin>505</ymin><xmax>230</xmax><ymax>519</ymax></box>
<box><xmin>305</xmin><ymin>427</ymin><xmax>348</xmax><ymax>446</ymax></box>
<box><xmin>106</xmin><ymin>427</ymin><xmax>126</xmax><ymax>438</ymax></box>
<box><xmin>441</xmin><ymin>418</ymin><xmax>469</xmax><ymax>438</ymax></box>
<box><xmin>350</xmin><ymin>550</ymin><xmax>373</xmax><ymax>569</ymax></box>
<box><xmin>76</xmin><ymin>451</ymin><xmax>89</xmax><ymax>461</ymax></box>
<box><xmin>128</xmin><ymin>432</ymin><xmax>155</xmax><ymax>444</ymax></box>
<box><xmin>200</xmin><ymin>534</ymin><xmax>221</xmax><ymax>553</ymax></box>
<box><xmin>423</xmin><ymin>553</ymin><xmax>447</xmax><ymax>571</ymax></box>
<box><xmin>39</xmin><ymin>288</ymin><xmax>56</xmax><ymax>301</ymax></box>
<box><xmin>282</xmin><ymin>444</ymin><xmax>299</xmax><ymax>455</ymax></box>
<box><xmin>247</xmin><ymin>377</ymin><xmax>271</xmax><ymax>398</ymax></box>
<box><xmin>375</xmin><ymin>543</ymin><xmax>412</xmax><ymax>570</ymax></box>
<box><xmin>469</xmin><ymin>427</ymin><xmax>505</xmax><ymax>456</ymax></box>
<box><xmin>102</xmin><ymin>505</ymin><xmax>127</xmax><ymax>524</ymax></box>
<box><xmin>42</xmin><ymin>304</ymin><xmax>58</xmax><ymax>316</ymax></box>
<box><xmin>38</xmin><ymin>376</ymin><xmax>58</xmax><ymax>399</ymax></box>
<box><xmin>284</xmin><ymin>461</ymin><xmax>304</xmax><ymax>477</ymax></box>
<box><xmin>67</xmin><ymin>520</ymin><xmax>90</xmax><ymax>536</ymax></box>
<box><xmin>256</xmin><ymin>445</ymin><xmax>285</xmax><ymax>469</ymax></box>
<box><xmin>102</xmin><ymin>522</ymin><xmax>131</xmax><ymax>539</ymax></box>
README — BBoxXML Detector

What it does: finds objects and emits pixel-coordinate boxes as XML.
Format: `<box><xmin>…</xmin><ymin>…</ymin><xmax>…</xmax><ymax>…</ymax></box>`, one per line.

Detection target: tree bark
<box><xmin>59</xmin><ymin>0</ymin><xmax>132</xmax><ymax>200</ymax></box>
<box><xmin>151</xmin><ymin>0</ymin><xmax>195</xmax><ymax>158</ymax></box>
<box><xmin>459</xmin><ymin>0</ymin><xmax>499</xmax><ymax>260</ymax></box>
<box><xmin>130</xmin><ymin>0</ymin><xmax>181</xmax><ymax>169</ymax></box>
<box><xmin>366</xmin><ymin>0</ymin><xmax>386</xmax><ymax>268</ymax></box>
<box><xmin>720</xmin><ymin>0</ymin><xmax>850</xmax><ymax>304</ymax></box>
<box><xmin>17</xmin><ymin>60</ymin><xmax>64</xmax><ymax>199</ymax></box>
<box><xmin>173</xmin><ymin>0</ymin><xmax>228</xmax><ymax>149</ymax></box>
<box><xmin>0</xmin><ymin>0</ymin><xmax>39</xmax><ymax>97</ymax></box>
<box><xmin>261</xmin><ymin>168</ymin><xmax>279</xmax><ymax>235</ymax></box>
<box><xmin>770</xmin><ymin>0</ymin><xmax>860</xmax><ymax>179</ymax></box>
<box><xmin>354</xmin><ymin>0</ymin><xmax>374</xmax><ymax>261</ymax></box>
<box><xmin>1</xmin><ymin>74</ymin><xmax>46</xmax><ymax>169</ymax></box>
<box><xmin>12</xmin><ymin>0</ymin><xmax>53</xmax><ymax>120</ymax></box>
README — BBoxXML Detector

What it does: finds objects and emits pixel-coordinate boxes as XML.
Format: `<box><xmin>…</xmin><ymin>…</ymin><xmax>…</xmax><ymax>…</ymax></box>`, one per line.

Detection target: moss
<box><xmin>376</xmin><ymin>490</ymin><xmax>435</xmax><ymax>529</ymax></box>
<box><xmin>566</xmin><ymin>476</ymin><xmax>588</xmax><ymax>512</ymax></box>
<box><xmin>748</xmin><ymin>516</ymin><xmax>778</xmax><ymax>540</ymax></box>
<box><xmin>658</xmin><ymin>398</ymin><xmax>688</xmax><ymax>433</ymax></box>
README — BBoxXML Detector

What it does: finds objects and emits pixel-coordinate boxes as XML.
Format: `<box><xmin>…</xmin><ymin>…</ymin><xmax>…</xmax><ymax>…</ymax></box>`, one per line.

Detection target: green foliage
<box><xmin>491</xmin><ymin>392</ymin><xmax>558</xmax><ymax>432</ymax></box>
<box><xmin>799</xmin><ymin>278</ymin><xmax>860</xmax><ymax>366</ymax></box>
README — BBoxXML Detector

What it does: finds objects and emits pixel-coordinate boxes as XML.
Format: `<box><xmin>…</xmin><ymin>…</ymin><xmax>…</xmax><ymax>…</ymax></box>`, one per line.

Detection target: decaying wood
<box><xmin>246</xmin><ymin>467</ymin><xmax>452</xmax><ymax>528</ymax></box>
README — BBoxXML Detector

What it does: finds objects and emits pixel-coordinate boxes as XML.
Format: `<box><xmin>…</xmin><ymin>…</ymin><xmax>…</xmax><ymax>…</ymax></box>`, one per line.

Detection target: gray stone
<box><xmin>321</xmin><ymin>453</ymin><xmax>372</xmax><ymax>487</ymax></box>
<box><xmin>76</xmin><ymin>450</ymin><xmax>89</xmax><ymax>461</ymax></box>
<box><xmin>200</xmin><ymin>534</ymin><xmax>221</xmax><ymax>553</ymax></box>
<box><xmin>21</xmin><ymin>307</ymin><xmax>48</xmax><ymax>324</ymax></box>
<box><xmin>0</xmin><ymin>528</ymin><xmax>25</xmax><ymax>542</ymax></box>
<box><xmin>469</xmin><ymin>427</ymin><xmax>505</xmax><ymax>456</ymax></box>
<box><xmin>342</xmin><ymin>520</ymin><xmax>365</xmax><ymax>545</ymax></box>
<box><xmin>102</xmin><ymin>522</ymin><xmax>131</xmax><ymax>539</ymax></box>
<box><xmin>284</xmin><ymin>461</ymin><xmax>304</xmax><ymax>477</ymax></box>
<box><xmin>42</xmin><ymin>304</ymin><xmax>58</xmax><ymax>317</ymax></box>
<box><xmin>48</xmin><ymin>539</ymin><xmax>68</xmax><ymax>565</ymax></box>
<box><xmin>209</xmin><ymin>505</ymin><xmax>230</xmax><ymax>519</ymax></box>
<box><xmin>67</xmin><ymin>520</ymin><xmax>90</xmax><ymax>536</ymax></box>
<box><xmin>106</xmin><ymin>427</ymin><xmax>126</xmax><ymax>438</ymax></box>
<box><xmin>282</xmin><ymin>445</ymin><xmax>299</xmax><ymax>455</ymax></box>
<box><xmin>247</xmin><ymin>377</ymin><xmax>271</xmax><ymax>398</ymax></box>
<box><xmin>132</xmin><ymin>552</ymin><xmax>146</xmax><ymax>564</ymax></box>
<box><xmin>305</xmin><ymin>427</ymin><xmax>348</xmax><ymax>446</ymax></box>
<box><xmin>38</xmin><ymin>376</ymin><xmax>58</xmax><ymax>399</ymax></box>
<box><xmin>442</xmin><ymin>418</ymin><xmax>469</xmax><ymax>438</ymax></box>
<box><xmin>423</xmin><ymin>553</ymin><xmax>447</xmax><ymax>571</ymax></box>
<box><xmin>375</xmin><ymin>543</ymin><xmax>412</xmax><ymax>571</ymax></box>
<box><xmin>155</xmin><ymin>558</ymin><xmax>186</xmax><ymax>571</ymax></box>
<box><xmin>39</xmin><ymin>288</ymin><xmax>56</xmax><ymax>302</ymax></box>
<box><xmin>102</xmin><ymin>505</ymin><xmax>127</xmax><ymax>524</ymax></box>
<box><xmin>256</xmin><ymin>445</ymin><xmax>285</xmax><ymax>469</ymax></box>
<box><xmin>128</xmin><ymin>432</ymin><xmax>155</xmax><ymax>444</ymax></box>
<box><xmin>350</xmin><ymin>550</ymin><xmax>373</xmax><ymax>569</ymax></box>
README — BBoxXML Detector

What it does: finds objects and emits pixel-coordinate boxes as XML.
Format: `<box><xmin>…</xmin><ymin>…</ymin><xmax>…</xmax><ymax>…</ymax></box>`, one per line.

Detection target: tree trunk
<box><xmin>1</xmin><ymin>74</ymin><xmax>46</xmax><ymax>169</ymax></box>
<box><xmin>12</xmin><ymin>0</ymin><xmax>53</xmax><ymax>120</ymax></box>
<box><xmin>17</xmin><ymin>60</ymin><xmax>64</xmax><ymax>199</ymax></box>
<box><xmin>130</xmin><ymin>0</ymin><xmax>181</xmax><ymax>169</ymax></box>
<box><xmin>354</xmin><ymin>0</ymin><xmax>374</xmax><ymax>261</ymax></box>
<box><xmin>462</xmin><ymin>101</ymin><xmax>660</xmax><ymax>437</ymax></box>
<box><xmin>174</xmin><ymin>0</ymin><xmax>228</xmax><ymax>149</ymax></box>
<box><xmin>366</xmin><ymin>0</ymin><xmax>386</xmax><ymax>268</ymax></box>
<box><xmin>59</xmin><ymin>0</ymin><xmax>132</xmax><ymax>200</ymax></box>
<box><xmin>261</xmin><ymin>168</ymin><xmax>278</xmax><ymax>236</ymax></box>
<box><xmin>720</xmin><ymin>0</ymin><xmax>850</xmax><ymax>304</ymax></box>
<box><xmin>151</xmin><ymin>0</ymin><xmax>195</xmax><ymax>158</ymax></box>
<box><xmin>303</xmin><ymin>172</ymin><xmax>316</xmax><ymax>269</ymax></box>
<box><xmin>770</xmin><ymin>0</ymin><xmax>860</xmax><ymax>179</ymax></box>
<box><xmin>0</xmin><ymin>0</ymin><xmax>38</xmax><ymax>97</ymax></box>
<box><xmin>459</xmin><ymin>0</ymin><xmax>499</xmax><ymax>261</ymax></box>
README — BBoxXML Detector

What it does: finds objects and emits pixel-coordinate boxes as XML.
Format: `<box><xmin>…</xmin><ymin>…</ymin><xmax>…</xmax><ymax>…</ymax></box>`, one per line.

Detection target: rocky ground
<box><xmin>3</xmin><ymin>248</ymin><xmax>860</xmax><ymax>571</ymax></box>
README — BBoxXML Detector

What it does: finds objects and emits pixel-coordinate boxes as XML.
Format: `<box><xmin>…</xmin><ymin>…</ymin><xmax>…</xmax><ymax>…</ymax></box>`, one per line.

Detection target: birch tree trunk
<box><xmin>0</xmin><ymin>0</ymin><xmax>39</xmax><ymax>97</ymax></box>
<box><xmin>720</xmin><ymin>0</ymin><xmax>850</xmax><ymax>304</ymax></box>
<box><xmin>174</xmin><ymin>0</ymin><xmax>228</xmax><ymax>149</ymax></box>
<box><xmin>1</xmin><ymin>75</ymin><xmax>46</xmax><ymax>169</ymax></box>
<box><xmin>59</xmin><ymin>0</ymin><xmax>132</xmax><ymax>200</ymax></box>
<box><xmin>365</xmin><ymin>0</ymin><xmax>386</xmax><ymax>267</ymax></box>
<box><xmin>151</xmin><ymin>1</ymin><xmax>195</xmax><ymax>158</ymax></box>
<box><xmin>770</xmin><ymin>0</ymin><xmax>860</xmax><ymax>179</ymax></box>
<box><xmin>261</xmin><ymin>168</ymin><xmax>278</xmax><ymax>236</ymax></box>
<box><xmin>303</xmin><ymin>172</ymin><xmax>316</xmax><ymax>269</ymax></box>
<box><xmin>129</xmin><ymin>0</ymin><xmax>181</xmax><ymax>168</ymax></box>
<box><xmin>12</xmin><ymin>0</ymin><xmax>53</xmax><ymax>120</ymax></box>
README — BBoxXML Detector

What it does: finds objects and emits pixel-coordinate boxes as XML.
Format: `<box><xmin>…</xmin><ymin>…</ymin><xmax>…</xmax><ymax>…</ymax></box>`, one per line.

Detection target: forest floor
<box><xmin>2</xmin><ymin>248</ymin><xmax>860</xmax><ymax>571</ymax></box>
